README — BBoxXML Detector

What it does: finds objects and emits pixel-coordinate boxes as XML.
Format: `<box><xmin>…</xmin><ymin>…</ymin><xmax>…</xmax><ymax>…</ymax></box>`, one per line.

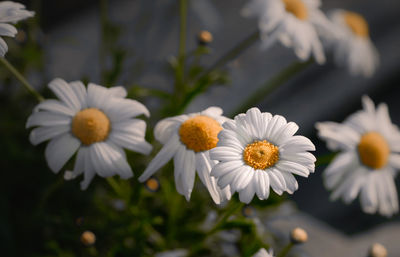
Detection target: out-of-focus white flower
<box><xmin>316</xmin><ymin>96</ymin><xmax>400</xmax><ymax>216</ymax></box>
<box><xmin>241</xmin><ymin>0</ymin><xmax>331</xmax><ymax>64</ymax></box>
<box><xmin>210</xmin><ymin>107</ymin><xmax>316</xmax><ymax>204</ymax></box>
<box><xmin>27</xmin><ymin>78</ymin><xmax>152</xmax><ymax>189</ymax></box>
<box><xmin>253</xmin><ymin>248</ymin><xmax>274</xmax><ymax>257</ymax></box>
<box><xmin>138</xmin><ymin>107</ymin><xmax>231</xmax><ymax>204</ymax></box>
<box><xmin>326</xmin><ymin>9</ymin><xmax>379</xmax><ymax>77</ymax></box>
<box><xmin>0</xmin><ymin>1</ymin><xmax>34</xmax><ymax>56</ymax></box>
<box><xmin>155</xmin><ymin>249</ymin><xmax>188</xmax><ymax>257</ymax></box>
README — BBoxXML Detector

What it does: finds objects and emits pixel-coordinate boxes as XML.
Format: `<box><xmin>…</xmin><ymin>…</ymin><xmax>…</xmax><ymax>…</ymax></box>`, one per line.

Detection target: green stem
<box><xmin>0</xmin><ymin>57</ymin><xmax>44</xmax><ymax>102</ymax></box>
<box><xmin>175</xmin><ymin>0</ymin><xmax>188</xmax><ymax>93</ymax></box>
<box><xmin>231</xmin><ymin>59</ymin><xmax>313</xmax><ymax>116</ymax></box>
<box><xmin>178</xmin><ymin>0</ymin><xmax>187</xmax><ymax>59</ymax></box>
<box><xmin>207</xmin><ymin>201</ymin><xmax>245</xmax><ymax>235</ymax></box>
<box><xmin>316</xmin><ymin>152</ymin><xmax>337</xmax><ymax>166</ymax></box>
<box><xmin>106</xmin><ymin>177</ymin><xmax>125</xmax><ymax>198</ymax></box>
<box><xmin>175</xmin><ymin>30</ymin><xmax>259</xmax><ymax>114</ymax></box>
<box><xmin>277</xmin><ymin>242</ymin><xmax>294</xmax><ymax>257</ymax></box>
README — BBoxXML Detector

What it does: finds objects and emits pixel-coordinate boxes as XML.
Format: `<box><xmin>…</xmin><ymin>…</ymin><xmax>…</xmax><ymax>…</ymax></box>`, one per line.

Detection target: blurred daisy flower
<box><xmin>139</xmin><ymin>107</ymin><xmax>231</xmax><ymax>204</ymax></box>
<box><xmin>210</xmin><ymin>108</ymin><xmax>315</xmax><ymax>204</ymax></box>
<box><xmin>26</xmin><ymin>78</ymin><xmax>152</xmax><ymax>189</ymax></box>
<box><xmin>253</xmin><ymin>248</ymin><xmax>274</xmax><ymax>257</ymax></box>
<box><xmin>316</xmin><ymin>96</ymin><xmax>400</xmax><ymax>216</ymax></box>
<box><xmin>0</xmin><ymin>1</ymin><xmax>34</xmax><ymax>56</ymax></box>
<box><xmin>326</xmin><ymin>9</ymin><xmax>379</xmax><ymax>77</ymax></box>
<box><xmin>241</xmin><ymin>0</ymin><xmax>330</xmax><ymax>64</ymax></box>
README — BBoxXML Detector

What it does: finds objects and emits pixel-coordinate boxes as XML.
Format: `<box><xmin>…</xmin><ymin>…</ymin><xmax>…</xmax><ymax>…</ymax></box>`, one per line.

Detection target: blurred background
<box><xmin>1</xmin><ymin>0</ymin><xmax>400</xmax><ymax>256</ymax></box>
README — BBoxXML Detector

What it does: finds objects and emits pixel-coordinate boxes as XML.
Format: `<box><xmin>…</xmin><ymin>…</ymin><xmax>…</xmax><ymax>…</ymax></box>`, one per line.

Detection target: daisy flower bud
<box><xmin>369</xmin><ymin>243</ymin><xmax>387</xmax><ymax>257</ymax></box>
<box><xmin>197</xmin><ymin>30</ymin><xmax>213</xmax><ymax>45</ymax></box>
<box><xmin>290</xmin><ymin>227</ymin><xmax>308</xmax><ymax>244</ymax></box>
<box><xmin>80</xmin><ymin>230</ymin><xmax>96</xmax><ymax>246</ymax></box>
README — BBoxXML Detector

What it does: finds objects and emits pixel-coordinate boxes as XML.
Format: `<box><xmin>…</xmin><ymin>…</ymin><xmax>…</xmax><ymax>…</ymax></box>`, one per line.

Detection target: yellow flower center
<box><xmin>179</xmin><ymin>115</ymin><xmax>222</xmax><ymax>152</ymax></box>
<box><xmin>243</xmin><ymin>140</ymin><xmax>279</xmax><ymax>170</ymax></box>
<box><xmin>71</xmin><ymin>108</ymin><xmax>111</xmax><ymax>145</ymax></box>
<box><xmin>282</xmin><ymin>0</ymin><xmax>308</xmax><ymax>20</ymax></box>
<box><xmin>358</xmin><ymin>132</ymin><xmax>389</xmax><ymax>169</ymax></box>
<box><xmin>343</xmin><ymin>11</ymin><xmax>369</xmax><ymax>38</ymax></box>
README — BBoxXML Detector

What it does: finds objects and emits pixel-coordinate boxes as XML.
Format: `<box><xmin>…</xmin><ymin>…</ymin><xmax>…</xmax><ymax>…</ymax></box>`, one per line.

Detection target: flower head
<box><xmin>253</xmin><ymin>248</ymin><xmax>274</xmax><ymax>257</ymax></box>
<box><xmin>241</xmin><ymin>0</ymin><xmax>331</xmax><ymax>64</ymax></box>
<box><xmin>210</xmin><ymin>108</ymin><xmax>316</xmax><ymax>204</ymax></box>
<box><xmin>27</xmin><ymin>78</ymin><xmax>152</xmax><ymax>189</ymax></box>
<box><xmin>324</xmin><ymin>9</ymin><xmax>379</xmax><ymax>77</ymax></box>
<box><xmin>138</xmin><ymin>107</ymin><xmax>231</xmax><ymax>204</ymax></box>
<box><xmin>0</xmin><ymin>1</ymin><xmax>34</xmax><ymax>56</ymax></box>
<box><xmin>316</xmin><ymin>96</ymin><xmax>400</xmax><ymax>216</ymax></box>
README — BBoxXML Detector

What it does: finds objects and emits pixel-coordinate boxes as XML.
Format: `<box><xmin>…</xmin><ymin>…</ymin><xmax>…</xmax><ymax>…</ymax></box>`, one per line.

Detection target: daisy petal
<box><xmin>48</xmin><ymin>78</ymin><xmax>81</xmax><ymax>111</ymax></box>
<box><xmin>138</xmin><ymin>134</ymin><xmax>180</xmax><ymax>182</ymax></box>
<box><xmin>29</xmin><ymin>125</ymin><xmax>70</xmax><ymax>145</ymax></box>
<box><xmin>45</xmin><ymin>133</ymin><xmax>80</xmax><ymax>173</ymax></box>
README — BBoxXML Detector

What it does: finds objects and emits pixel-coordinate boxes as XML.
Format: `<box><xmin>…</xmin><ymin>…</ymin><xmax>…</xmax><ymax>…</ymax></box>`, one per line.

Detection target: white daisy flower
<box><xmin>26</xmin><ymin>78</ymin><xmax>152</xmax><ymax>189</ymax></box>
<box><xmin>326</xmin><ymin>9</ymin><xmax>379</xmax><ymax>77</ymax></box>
<box><xmin>210</xmin><ymin>107</ymin><xmax>316</xmax><ymax>204</ymax></box>
<box><xmin>253</xmin><ymin>248</ymin><xmax>274</xmax><ymax>257</ymax></box>
<box><xmin>0</xmin><ymin>1</ymin><xmax>34</xmax><ymax>56</ymax></box>
<box><xmin>138</xmin><ymin>107</ymin><xmax>231</xmax><ymax>204</ymax></box>
<box><xmin>241</xmin><ymin>0</ymin><xmax>331</xmax><ymax>64</ymax></box>
<box><xmin>316</xmin><ymin>96</ymin><xmax>400</xmax><ymax>216</ymax></box>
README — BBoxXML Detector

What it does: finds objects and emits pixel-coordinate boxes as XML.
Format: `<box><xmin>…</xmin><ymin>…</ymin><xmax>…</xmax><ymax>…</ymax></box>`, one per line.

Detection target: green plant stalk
<box><xmin>0</xmin><ymin>57</ymin><xmax>44</xmax><ymax>102</ymax></box>
<box><xmin>207</xmin><ymin>201</ymin><xmax>245</xmax><ymax>235</ymax></box>
<box><xmin>174</xmin><ymin>0</ymin><xmax>188</xmax><ymax>94</ymax></box>
<box><xmin>99</xmin><ymin>0</ymin><xmax>109</xmax><ymax>86</ymax></box>
<box><xmin>231</xmin><ymin>59</ymin><xmax>313</xmax><ymax>116</ymax></box>
<box><xmin>276</xmin><ymin>242</ymin><xmax>294</xmax><ymax>257</ymax></box>
<box><xmin>176</xmin><ymin>30</ymin><xmax>259</xmax><ymax>114</ymax></box>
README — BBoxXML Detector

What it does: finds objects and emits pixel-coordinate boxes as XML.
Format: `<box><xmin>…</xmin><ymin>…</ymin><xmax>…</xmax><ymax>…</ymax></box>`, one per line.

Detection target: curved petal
<box><xmin>138</xmin><ymin>134</ymin><xmax>180</xmax><ymax>182</ymax></box>
<box><xmin>109</xmin><ymin>119</ymin><xmax>152</xmax><ymax>155</ymax></box>
<box><xmin>154</xmin><ymin>115</ymin><xmax>186</xmax><ymax>144</ymax></box>
<box><xmin>45</xmin><ymin>133</ymin><xmax>80</xmax><ymax>173</ymax></box>
<box><xmin>29</xmin><ymin>125</ymin><xmax>70</xmax><ymax>145</ymax></box>
<box><xmin>196</xmin><ymin>152</ymin><xmax>223</xmax><ymax>204</ymax></box>
<box><xmin>33</xmin><ymin>99</ymin><xmax>76</xmax><ymax>116</ymax></box>
<box><xmin>48</xmin><ymin>78</ymin><xmax>81</xmax><ymax>111</ymax></box>
<box><xmin>26</xmin><ymin>111</ymin><xmax>71</xmax><ymax>128</ymax></box>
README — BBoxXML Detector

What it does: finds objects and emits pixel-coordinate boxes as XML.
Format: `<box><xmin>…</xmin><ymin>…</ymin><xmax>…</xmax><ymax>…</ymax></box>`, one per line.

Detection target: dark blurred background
<box><xmin>1</xmin><ymin>0</ymin><xmax>400</xmax><ymax>256</ymax></box>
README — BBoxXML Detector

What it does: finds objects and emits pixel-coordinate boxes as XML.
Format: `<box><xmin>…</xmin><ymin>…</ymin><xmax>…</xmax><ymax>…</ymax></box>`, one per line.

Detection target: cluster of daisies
<box><xmin>2</xmin><ymin>0</ymin><xmax>397</xmax><ymax>219</ymax></box>
<box><xmin>27</xmin><ymin>78</ymin><xmax>316</xmax><ymax>205</ymax></box>
<box><xmin>26</xmin><ymin>77</ymin><xmax>400</xmax><ymax>218</ymax></box>
<box><xmin>242</xmin><ymin>0</ymin><xmax>379</xmax><ymax>77</ymax></box>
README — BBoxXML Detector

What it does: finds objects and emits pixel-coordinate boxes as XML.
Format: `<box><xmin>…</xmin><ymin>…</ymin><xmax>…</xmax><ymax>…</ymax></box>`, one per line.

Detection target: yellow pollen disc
<box><xmin>179</xmin><ymin>115</ymin><xmax>222</xmax><ymax>152</ymax></box>
<box><xmin>282</xmin><ymin>0</ymin><xmax>308</xmax><ymax>20</ymax></box>
<box><xmin>343</xmin><ymin>11</ymin><xmax>369</xmax><ymax>38</ymax></box>
<box><xmin>71</xmin><ymin>108</ymin><xmax>111</xmax><ymax>145</ymax></box>
<box><xmin>358</xmin><ymin>132</ymin><xmax>390</xmax><ymax>169</ymax></box>
<box><xmin>243</xmin><ymin>140</ymin><xmax>279</xmax><ymax>170</ymax></box>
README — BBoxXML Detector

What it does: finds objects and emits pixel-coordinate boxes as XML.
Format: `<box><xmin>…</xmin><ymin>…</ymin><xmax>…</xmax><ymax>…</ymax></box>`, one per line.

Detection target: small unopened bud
<box><xmin>145</xmin><ymin>176</ymin><xmax>160</xmax><ymax>192</ymax></box>
<box><xmin>80</xmin><ymin>230</ymin><xmax>96</xmax><ymax>246</ymax></box>
<box><xmin>290</xmin><ymin>227</ymin><xmax>308</xmax><ymax>244</ymax></box>
<box><xmin>369</xmin><ymin>243</ymin><xmax>387</xmax><ymax>257</ymax></box>
<box><xmin>241</xmin><ymin>205</ymin><xmax>255</xmax><ymax>217</ymax></box>
<box><xmin>15</xmin><ymin>30</ymin><xmax>27</xmax><ymax>43</ymax></box>
<box><xmin>197</xmin><ymin>30</ymin><xmax>213</xmax><ymax>45</ymax></box>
